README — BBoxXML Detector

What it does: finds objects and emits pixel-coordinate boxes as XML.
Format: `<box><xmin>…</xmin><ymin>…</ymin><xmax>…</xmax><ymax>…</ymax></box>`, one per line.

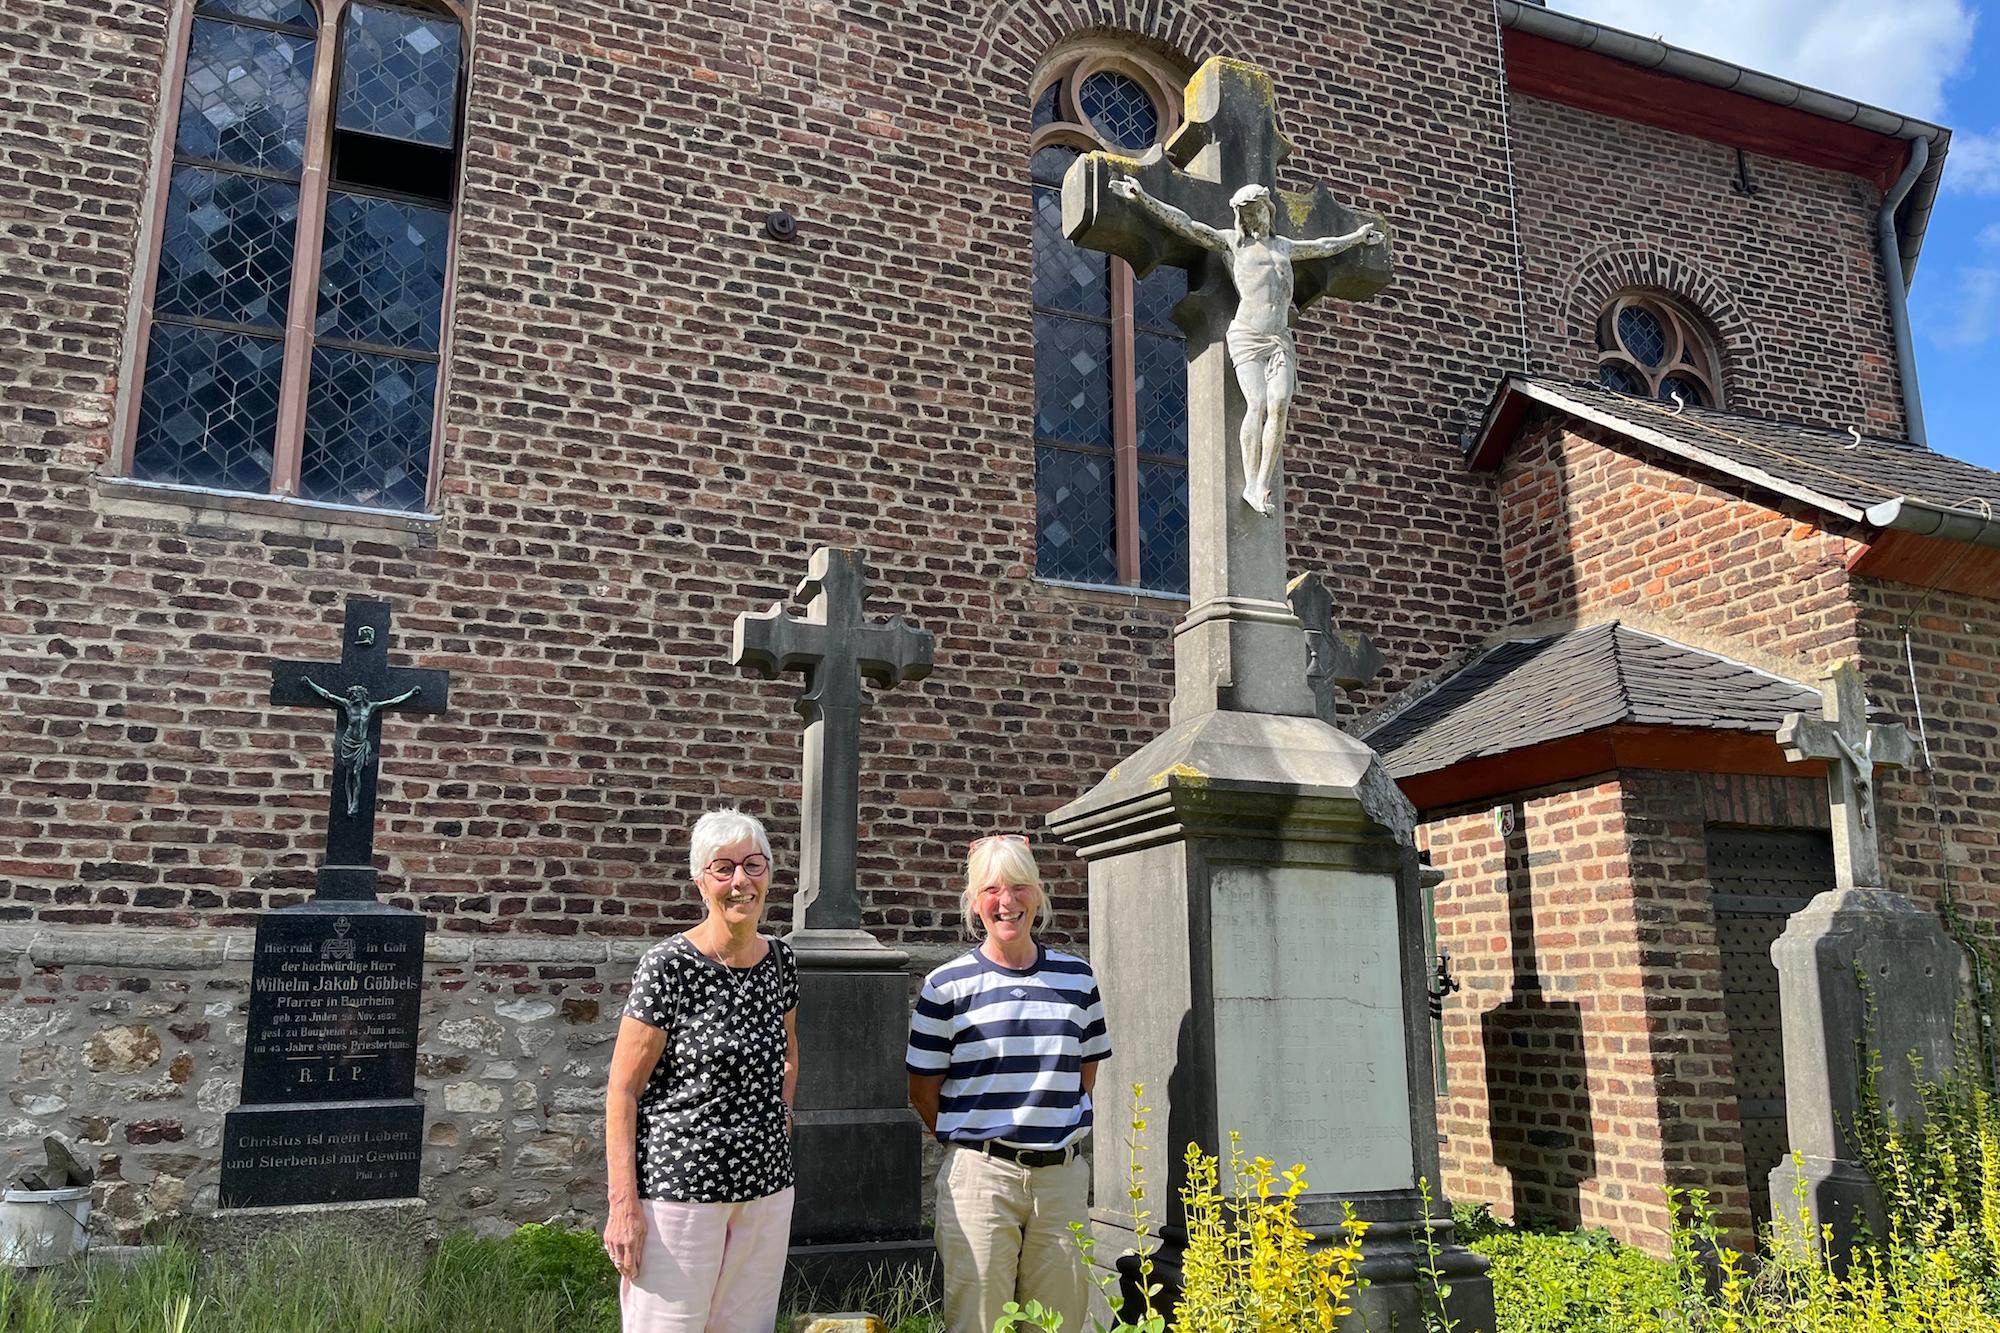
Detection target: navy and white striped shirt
<box><xmin>905</xmin><ymin>945</ymin><xmax>1112</xmax><ymax>1150</ymax></box>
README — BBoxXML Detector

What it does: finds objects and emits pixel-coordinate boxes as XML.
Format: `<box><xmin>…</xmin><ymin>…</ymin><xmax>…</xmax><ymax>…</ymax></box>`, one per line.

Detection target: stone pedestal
<box><xmin>788</xmin><ymin>932</ymin><xmax>926</xmax><ymax>1267</ymax></box>
<box><xmin>1050</xmin><ymin>711</ymin><xmax>1491</xmax><ymax>1331</ymax></box>
<box><xmin>1767</xmin><ymin>888</ymin><xmax>1963</xmax><ymax>1257</ymax></box>
<box><xmin>219</xmin><ymin>896</ymin><xmax>425</xmax><ymax>1208</ymax></box>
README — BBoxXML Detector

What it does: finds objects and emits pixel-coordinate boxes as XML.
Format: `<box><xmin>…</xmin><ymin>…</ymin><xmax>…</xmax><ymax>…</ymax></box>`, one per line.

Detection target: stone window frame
<box><xmin>1030</xmin><ymin>41</ymin><xmax>1192</xmax><ymax>595</ymax></box>
<box><xmin>1594</xmin><ymin>290</ymin><xmax>1725</xmax><ymax>409</ymax></box>
<box><xmin>108</xmin><ymin>0</ymin><xmax>471</xmax><ymax>522</ymax></box>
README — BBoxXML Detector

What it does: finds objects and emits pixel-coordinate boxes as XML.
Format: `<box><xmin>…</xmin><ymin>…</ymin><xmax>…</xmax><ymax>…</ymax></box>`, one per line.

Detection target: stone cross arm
<box><xmin>1776</xmin><ymin>665</ymin><xmax>1913</xmax><ymax>772</ymax></box>
<box><xmin>1288</xmin><ymin>572</ymin><xmax>1386</xmax><ymax>725</ymax></box>
<box><xmin>1059</xmin><ymin>58</ymin><xmax>1392</xmax><ymax>309</ymax></box>
<box><xmin>730</xmin><ymin>548</ymin><xmax>935</xmax><ymax>715</ymax></box>
<box><xmin>1777</xmin><ymin>661</ymin><xmax>1912</xmax><ymax>892</ymax></box>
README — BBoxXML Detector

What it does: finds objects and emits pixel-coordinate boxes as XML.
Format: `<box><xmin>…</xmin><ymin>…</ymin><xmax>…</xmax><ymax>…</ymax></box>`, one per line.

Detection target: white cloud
<box><xmin>1949</xmin><ymin>132</ymin><xmax>2000</xmax><ymax>195</ymax></box>
<box><xmin>1929</xmin><ymin>264</ymin><xmax>2000</xmax><ymax>346</ymax></box>
<box><xmin>1546</xmin><ymin>0</ymin><xmax>1977</xmax><ymax>122</ymax></box>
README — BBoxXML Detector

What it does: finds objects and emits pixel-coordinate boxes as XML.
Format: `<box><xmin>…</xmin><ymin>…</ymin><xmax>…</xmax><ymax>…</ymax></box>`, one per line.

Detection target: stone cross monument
<box><xmin>1288</xmin><ymin>571</ymin><xmax>1385</xmax><ymax>725</ymax></box>
<box><xmin>731</xmin><ymin>547</ymin><xmax>934</xmax><ymax>1262</ymax></box>
<box><xmin>734</xmin><ymin>546</ymin><xmax>934</xmax><ymax>948</ymax></box>
<box><xmin>271</xmin><ymin>599</ymin><xmax>449</xmax><ymax>900</ymax></box>
<box><xmin>1768</xmin><ymin>661</ymin><xmax>1959</xmax><ymax>1259</ymax></box>
<box><xmin>1063</xmin><ymin>58</ymin><xmax>1389</xmax><ymax>721</ymax></box>
<box><xmin>1050</xmin><ymin>58</ymin><xmax>1492</xmax><ymax>1330</ymax></box>
<box><xmin>1776</xmin><ymin>663</ymin><xmax>1914</xmax><ymax>890</ymax></box>
<box><xmin>220</xmin><ymin>598</ymin><xmax>447</xmax><ymax>1215</ymax></box>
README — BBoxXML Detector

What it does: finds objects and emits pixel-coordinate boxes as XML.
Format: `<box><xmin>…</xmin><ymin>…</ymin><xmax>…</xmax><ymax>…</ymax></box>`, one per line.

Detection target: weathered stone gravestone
<box><xmin>218</xmin><ymin>598</ymin><xmax>447</xmax><ymax>1211</ymax></box>
<box><xmin>732</xmin><ymin>547</ymin><xmax>934</xmax><ymax>1262</ymax></box>
<box><xmin>1769</xmin><ymin>662</ymin><xmax>1962</xmax><ymax>1257</ymax></box>
<box><xmin>1050</xmin><ymin>58</ymin><xmax>1492</xmax><ymax>1329</ymax></box>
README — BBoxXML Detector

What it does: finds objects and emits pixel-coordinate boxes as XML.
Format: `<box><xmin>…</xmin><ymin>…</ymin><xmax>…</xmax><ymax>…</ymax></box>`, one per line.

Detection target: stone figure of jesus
<box><xmin>1109</xmin><ymin>177</ymin><xmax>1384</xmax><ymax>514</ymax></box>
<box><xmin>302</xmin><ymin>676</ymin><xmax>422</xmax><ymax>816</ymax></box>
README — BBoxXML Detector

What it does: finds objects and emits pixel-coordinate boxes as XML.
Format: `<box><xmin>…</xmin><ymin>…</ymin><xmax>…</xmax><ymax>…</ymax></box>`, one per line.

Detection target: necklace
<box><xmin>692</xmin><ymin>932</ymin><xmax>764</xmax><ymax>999</ymax></box>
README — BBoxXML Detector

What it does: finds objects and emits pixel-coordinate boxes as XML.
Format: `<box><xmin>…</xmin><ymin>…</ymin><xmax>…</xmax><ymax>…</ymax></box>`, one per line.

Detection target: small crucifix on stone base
<box><xmin>732</xmin><ymin>548</ymin><xmax>934</xmax><ymax>944</ymax></box>
<box><xmin>271</xmin><ymin>599</ymin><xmax>450</xmax><ymax>900</ymax></box>
<box><xmin>1777</xmin><ymin>661</ymin><xmax>1912</xmax><ymax>890</ymax></box>
<box><xmin>1064</xmin><ymin>58</ymin><xmax>1393</xmax><ymax>721</ymax></box>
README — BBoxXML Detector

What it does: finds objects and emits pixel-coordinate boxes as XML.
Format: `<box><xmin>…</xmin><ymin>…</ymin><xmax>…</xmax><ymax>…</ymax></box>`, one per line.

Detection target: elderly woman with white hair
<box><xmin>907</xmin><ymin>834</ymin><xmax>1113</xmax><ymax>1333</ymax></box>
<box><xmin>604</xmin><ymin>807</ymin><xmax>799</xmax><ymax>1332</ymax></box>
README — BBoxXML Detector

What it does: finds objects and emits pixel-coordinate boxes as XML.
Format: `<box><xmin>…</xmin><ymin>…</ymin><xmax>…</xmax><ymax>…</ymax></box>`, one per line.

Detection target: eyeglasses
<box><xmin>703</xmin><ymin>855</ymin><xmax>770</xmax><ymax>880</ymax></box>
<box><xmin>966</xmin><ymin>833</ymin><xmax>1029</xmax><ymax>856</ymax></box>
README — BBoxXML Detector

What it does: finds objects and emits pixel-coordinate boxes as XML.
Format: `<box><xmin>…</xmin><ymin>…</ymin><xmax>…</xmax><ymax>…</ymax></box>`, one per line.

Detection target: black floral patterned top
<box><xmin>623</xmin><ymin>934</ymin><xmax>799</xmax><ymax>1202</ymax></box>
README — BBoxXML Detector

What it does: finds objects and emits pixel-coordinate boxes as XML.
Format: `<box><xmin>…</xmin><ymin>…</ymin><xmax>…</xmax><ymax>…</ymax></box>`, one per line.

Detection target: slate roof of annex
<box><xmin>1470</xmin><ymin>376</ymin><xmax>2000</xmax><ymax>522</ymax></box>
<box><xmin>1363</xmin><ymin>621</ymin><xmax>1821</xmax><ymax>780</ymax></box>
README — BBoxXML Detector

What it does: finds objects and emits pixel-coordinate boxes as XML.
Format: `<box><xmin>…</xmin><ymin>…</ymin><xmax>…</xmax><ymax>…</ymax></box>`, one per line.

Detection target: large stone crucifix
<box><xmin>732</xmin><ymin>548</ymin><xmax>934</xmax><ymax>939</ymax></box>
<box><xmin>271</xmin><ymin>598</ymin><xmax>450</xmax><ymax>899</ymax></box>
<box><xmin>1064</xmin><ymin>58</ymin><xmax>1392</xmax><ymax>721</ymax></box>
<box><xmin>1777</xmin><ymin>662</ymin><xmax>1912</xmax><ymax>890</ymax></box>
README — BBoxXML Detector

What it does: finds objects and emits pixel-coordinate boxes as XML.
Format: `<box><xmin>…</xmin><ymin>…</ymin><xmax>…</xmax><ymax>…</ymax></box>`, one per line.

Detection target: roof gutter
<box><xmin>1496</xmin><ymin>0</ymin><xmax>1951</xmax><ymax>277</ymax></box>
<box><xmin>1879</xmin><ymin>135</ymin><xmax>1930</xmax><ymax>445</ymax></box>
<box><xmin>1864</xmin><ymin>497</ymin><xmax>2000</xmax><ymax>549</ymax></box>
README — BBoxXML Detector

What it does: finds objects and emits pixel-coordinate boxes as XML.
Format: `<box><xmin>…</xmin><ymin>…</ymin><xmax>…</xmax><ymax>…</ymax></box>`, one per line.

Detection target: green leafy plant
<box><xmin>996</xmin><ymin>1087</ymin><xmax>1164</xmax><ymax>1333</ymax></box>
<box><xmin>503</xmin><ymin>1220</ymin><xmax>620</xmax><ymax>1326</ymax></box>
<box><xmin>997</xmin><ymin>1086</ymin><xmax>1367</xmax><ymax>1333</ymax></box>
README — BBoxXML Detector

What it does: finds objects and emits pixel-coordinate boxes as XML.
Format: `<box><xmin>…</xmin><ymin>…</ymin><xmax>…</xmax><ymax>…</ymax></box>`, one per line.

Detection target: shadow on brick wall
<box><xmin>1482</xmin><ymin>804</ymin><xmax>1598</xmax><ymax>1228</ymax></box>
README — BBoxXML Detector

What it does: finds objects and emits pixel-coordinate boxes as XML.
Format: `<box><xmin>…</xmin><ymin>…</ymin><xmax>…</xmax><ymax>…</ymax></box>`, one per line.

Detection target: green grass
<box><xmin>0</xmin><ymin>1225</ymin><xmax>941</xmax><ymax>1333</ymax></box>
<box><xmin>0</xmin><ymin>1226</ymin><xmax>606</xmax><ymax>1333</ymax></box>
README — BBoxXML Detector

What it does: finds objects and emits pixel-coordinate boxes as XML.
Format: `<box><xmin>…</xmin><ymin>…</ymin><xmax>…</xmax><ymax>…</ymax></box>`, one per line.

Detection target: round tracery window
<box><xmin>1596</xmin><ymin>294</ymin><xmax>1722</xmax><ymax>409</ymax></box>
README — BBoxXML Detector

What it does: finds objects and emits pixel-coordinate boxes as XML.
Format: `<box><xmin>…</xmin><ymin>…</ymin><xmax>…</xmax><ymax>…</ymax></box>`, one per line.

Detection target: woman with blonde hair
<box><xmin>906</xmin><ymin>834</ymin><xmax>1112</xmax><ymax>1333</ymax></box>
<box><xmin>604</xmin><ymin>807</ymin><xmax>800</xmax><ymax>1332</ymax></box>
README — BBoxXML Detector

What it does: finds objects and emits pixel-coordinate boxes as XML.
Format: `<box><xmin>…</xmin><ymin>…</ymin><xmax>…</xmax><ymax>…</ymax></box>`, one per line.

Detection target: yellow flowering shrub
<box><xmin>993</xmin><ymin>1091</ymin><xmax>1368</xmax><ymax>1333</ymax></box>
<box><xmin>1173</xmin><ymin>1133</ymin><xmax>1368</xmax><ymax>1333</ymax></box>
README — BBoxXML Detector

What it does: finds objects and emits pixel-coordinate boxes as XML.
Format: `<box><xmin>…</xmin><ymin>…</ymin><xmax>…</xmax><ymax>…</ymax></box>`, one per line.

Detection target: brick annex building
<box><xmin>3</xmin><ymin>0</ymin><xmax>1993</xmax><ymax>1253</ymax></box>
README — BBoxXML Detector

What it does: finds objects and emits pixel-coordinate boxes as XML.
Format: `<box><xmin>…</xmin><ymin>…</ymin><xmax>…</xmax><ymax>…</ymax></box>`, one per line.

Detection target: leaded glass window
<box><xmin>126</xmin><ymin>0</ymin><xmax>464</xmax><ymax>513</ymax></box>
<box><xmin>1596</xmin><ymin>294</ymin><xmax>1722</xmax><ymax>409</ymax></box>
<box><xmin>1030</xmin><ymin>53</ymin><xmax>1189</xmax><ymax>595</ymax></box>
<box><xmin>132</xmin><ymin>1</ymin><xmax>317</xmax><ymax>491</ymax></box>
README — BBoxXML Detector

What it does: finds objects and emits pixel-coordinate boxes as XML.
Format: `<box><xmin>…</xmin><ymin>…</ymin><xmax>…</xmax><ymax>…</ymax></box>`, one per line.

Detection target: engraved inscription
<box><xmin>239</xmin><ymin>910</ymin><xmax>424</xmax><ymax>1105</ymax></box>
<box><xmin>248</xmin><ymin>924</ymin><xmax>419</xmax><ymax>1086</ymax></box>
<box><xmin>1210</xmin><ymin>865</ymin><xmax>1414</xmax><ymax>1192</ymax></box>
<box><xmin>220</xmin><ymin>1101</ymin><xmax>425</xmax><ymax>1207</ymax></box>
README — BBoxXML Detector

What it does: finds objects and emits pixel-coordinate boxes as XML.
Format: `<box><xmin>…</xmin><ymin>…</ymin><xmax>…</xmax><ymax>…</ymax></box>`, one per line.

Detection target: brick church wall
<box><xmin>1426</xmin><ymin>772</ymin><xmax>1830</xmax><ymax>1254</ymax></box>
<box><xmin>1507</xmin><ymin>93</ymin><xmax>1907</xmax><ymax>438</ymax></box>
<box><xmin>1857</xmin><ymin>581</ymin><xmax>2000</xmax><ymax>927</ymax></box>
<box><xmin>1424</xmin><ymin>779</ymin><xmax>1675</xmax><ymax>1245</ymax></box>
<box><xmin>1</xmin><ymin>0</ymin><xmax>1538</xmax><ymax>1231</ymax></box>
<box><xmin>1</xmin><ymin>0</ymin><xmax>1522</xmax><ymax>952</ymax></box>
<box><xmin>1497</xmin><ymin>418</ymin><xmax>1866</xmax><ymax>670</ymax></box>
<box><xmin>1492</xmin><ymin>416</ymin><xmax>2000</xmax><ymax>931</ymax></box>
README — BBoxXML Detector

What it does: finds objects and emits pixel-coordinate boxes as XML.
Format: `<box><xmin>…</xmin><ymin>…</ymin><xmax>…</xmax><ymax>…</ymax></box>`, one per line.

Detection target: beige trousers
<box><xmin>934</xmin><ymin>1147</ymin><xmax>1090</xmax><ymax>1333</ymax></box>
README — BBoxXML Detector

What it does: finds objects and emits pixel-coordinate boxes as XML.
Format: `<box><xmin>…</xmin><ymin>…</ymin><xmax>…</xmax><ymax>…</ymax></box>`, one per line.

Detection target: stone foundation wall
<box><xmin>1</xmin><ymin>923</ymin><xmax>631</xmax><ymax>1240</ymax></box>
<box><xmin>1</xmin><ymin>922</ymin><xmax>960</xmax><ymax>1241</ymax></box>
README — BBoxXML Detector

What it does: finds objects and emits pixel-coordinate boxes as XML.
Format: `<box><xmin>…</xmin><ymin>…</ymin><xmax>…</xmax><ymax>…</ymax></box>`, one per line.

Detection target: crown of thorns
<box><xmin>1230</xmin><ymin>184</ymin><xmax>1272</xmax><ymax>209</ymax></box>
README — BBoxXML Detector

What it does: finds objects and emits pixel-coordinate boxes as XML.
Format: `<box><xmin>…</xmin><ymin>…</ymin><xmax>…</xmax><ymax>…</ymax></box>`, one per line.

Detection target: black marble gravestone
<box><xmin>219</xmin><ymin>599</ymin><xmax>448</xmax><ymax>1209</ymax></box>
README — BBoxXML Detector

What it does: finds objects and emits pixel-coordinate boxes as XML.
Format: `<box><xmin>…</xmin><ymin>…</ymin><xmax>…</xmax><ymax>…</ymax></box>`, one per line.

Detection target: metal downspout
<box><xmin>1879</xmin><ymin>135</ymin><xmax>1930</xmax><ymax>446</ymax></box>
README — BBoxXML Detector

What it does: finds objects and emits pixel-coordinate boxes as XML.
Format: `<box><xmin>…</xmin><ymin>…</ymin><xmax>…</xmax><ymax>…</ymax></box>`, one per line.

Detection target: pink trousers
<box><xmin>620</xmin><ymin>1187</ymin><xmax>795</xmax><ymax>1333</ymax></box>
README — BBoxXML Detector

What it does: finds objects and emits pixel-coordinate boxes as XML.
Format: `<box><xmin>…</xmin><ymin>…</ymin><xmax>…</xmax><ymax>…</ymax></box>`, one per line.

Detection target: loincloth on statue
<box><xmin>1225</xmin><ymin>327</ymin><xmax>1295</xmax><ymax>377</ymax></box>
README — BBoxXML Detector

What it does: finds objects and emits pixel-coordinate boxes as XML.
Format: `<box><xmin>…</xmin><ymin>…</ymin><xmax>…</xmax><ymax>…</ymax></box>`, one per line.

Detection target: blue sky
<box><xmin>1548</xmin><ymin>0</ymin><xmax>1999</xmax><ymax>467</ymax></box>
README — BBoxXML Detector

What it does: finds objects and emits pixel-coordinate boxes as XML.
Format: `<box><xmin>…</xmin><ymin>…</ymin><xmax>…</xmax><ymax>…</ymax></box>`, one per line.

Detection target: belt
<box><xmin>969</xmin><ymin>1140</ymin><xmax>1079</xmax><ymax>1169</ymax></box>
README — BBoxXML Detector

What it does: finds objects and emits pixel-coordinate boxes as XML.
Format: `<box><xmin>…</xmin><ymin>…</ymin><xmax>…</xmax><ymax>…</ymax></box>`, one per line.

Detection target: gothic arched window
<box><xmin>1595</xmin><ymin>293</ymin><xmax>1723</xmax><ymax>409</ymax></box>
<box><xmin>1031</xmin><ymin>52</ymin><xmax>1189</xmax><ymax>594</ymax></box>
<box><xmin>123</xmin><ymin>0</ymin><xmax>466</xmax><ymax>514</ymax></box>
